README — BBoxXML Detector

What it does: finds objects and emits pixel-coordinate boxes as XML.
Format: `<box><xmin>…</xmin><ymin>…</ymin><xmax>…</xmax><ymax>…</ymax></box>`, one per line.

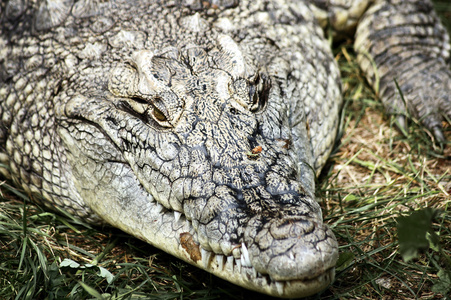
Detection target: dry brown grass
<box><xmin>315</xmin><ymin>44</ymin><xmax>451</xmax><ymax>300</ymax></box>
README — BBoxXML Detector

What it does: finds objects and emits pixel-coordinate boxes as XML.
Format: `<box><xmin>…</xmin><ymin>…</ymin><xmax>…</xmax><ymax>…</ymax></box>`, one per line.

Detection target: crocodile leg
<box><xmin>354</xmin><ymin>0</ymin><xmax>451</xmax><ymax>142</ymax></box>
<box><xmin>310</xmin><ymin>0</ymin><xmax>451</xmax><ymax>142</ymax></box>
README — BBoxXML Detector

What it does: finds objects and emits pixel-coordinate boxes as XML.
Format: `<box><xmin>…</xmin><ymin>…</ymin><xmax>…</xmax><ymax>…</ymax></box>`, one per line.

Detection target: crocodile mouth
<box><xmin>183</xmin><ymin>241</ymin><xmax>336</xmax><ymax>298</ymax></box>
<box><xmin>177</xmin><ymin>236</ymin><xmax>336</xmax><ymax>298</ymax></box>
<box><xmin>126</xmin><ymin>195</ymin><xmax>338</xmax><ymax>298</ymax></box>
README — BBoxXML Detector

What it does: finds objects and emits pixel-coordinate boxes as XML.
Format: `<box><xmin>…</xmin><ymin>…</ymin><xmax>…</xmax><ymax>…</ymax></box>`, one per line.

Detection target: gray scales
<box><xmin>0</xmin><ymin>0</ymin><xmax>450</xmax><ymax>298</ymax></box>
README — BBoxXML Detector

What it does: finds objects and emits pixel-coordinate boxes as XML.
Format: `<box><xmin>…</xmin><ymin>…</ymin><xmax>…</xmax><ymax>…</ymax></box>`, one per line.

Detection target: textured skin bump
<box><xmin>1</xmin><ymin>0</ymin><xmax>450</xmax><ymax>298</ymax></box>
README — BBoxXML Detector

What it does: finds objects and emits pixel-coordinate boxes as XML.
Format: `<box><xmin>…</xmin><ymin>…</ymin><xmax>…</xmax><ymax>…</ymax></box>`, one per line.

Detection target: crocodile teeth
<box><xmin>251</xmin><ymin>267</ymin><xmax>257</xmax><ymax>278</ymax></box>
<box><xmin>155</xmin><ymin>203</ymin><xmax>164</xmax><ymax>213</ymax></box>
<box><xmin>174</xmin><ymin>211</ymin><xmax>181</xmax><ymax>223</ymax></box>
<box><xmin>232</xmin><ymin>246</ymin><xmax>241</xmax><ymax>258</ymax></box>
<box><xmin>275</xmin><ymin>281</ymin><xmax>284</xmax><ymax>295</ymax></box>
<box><xmin>235</xmin><ymin>258</ymin><xmax>241</xmax><ymax>273</ymax></box>
<box><xmin>226</xmin><ymin>255</ymin><xmax>234</xmax><ymax>272</ymax></box>
<box><xmin>201</xmin><ymin>248</ymin><xmax>211</xmax><ymax>268</ymax></box>
<box><xmin>219</xmin><ymin>241</ymin><xmax>235</xmax><ymax>256</ymax></box>
<box><xmin>240</xmin><ymin>242</ymin><xmax>251</xmax><ymax>267</ymax></box>
<box><xmin>216</xmin><ymin>254</ymin><xmax>224</xmax><ymax>271</ymax></box>
<box><xmin>185</xmin><ymin>219</ymin><xmax>190</xmax><ymax>228</ymax></box>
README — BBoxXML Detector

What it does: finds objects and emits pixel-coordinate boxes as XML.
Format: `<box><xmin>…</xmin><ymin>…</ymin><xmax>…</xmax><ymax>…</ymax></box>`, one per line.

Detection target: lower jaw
<box><xmin>190</xmin><ymin>247</ymin><xmax>336</xmax><ymax>298</ymax></box>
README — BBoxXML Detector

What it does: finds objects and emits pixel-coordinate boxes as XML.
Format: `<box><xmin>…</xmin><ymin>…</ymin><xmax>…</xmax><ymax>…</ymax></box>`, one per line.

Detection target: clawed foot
<box><xmin>384</xmin><ymin>67</ymin><xmax>451</xmax><ymax>144</ymax></box>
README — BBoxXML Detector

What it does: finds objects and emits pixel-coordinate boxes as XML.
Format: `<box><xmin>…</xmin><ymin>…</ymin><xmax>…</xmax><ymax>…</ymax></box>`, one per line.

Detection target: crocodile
<box><xmin>0</xmin><ymin>0</ymin><xmax>450</xmax><ymax>298</ymax></box>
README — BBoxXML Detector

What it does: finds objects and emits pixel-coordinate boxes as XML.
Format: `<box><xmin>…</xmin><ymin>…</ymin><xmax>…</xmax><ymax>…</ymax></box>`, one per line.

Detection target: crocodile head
<box><xmin>59</xmin><ymin>34</ymin><xmax>338</xmax><ymax>298</ymax></box>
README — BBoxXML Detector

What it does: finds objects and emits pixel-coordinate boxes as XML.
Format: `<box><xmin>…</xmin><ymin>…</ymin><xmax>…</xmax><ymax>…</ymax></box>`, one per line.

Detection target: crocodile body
<box><xmin>0</xmin><ymin>0</ymin><xmax>450</xmax><ymax>298</ymax></box>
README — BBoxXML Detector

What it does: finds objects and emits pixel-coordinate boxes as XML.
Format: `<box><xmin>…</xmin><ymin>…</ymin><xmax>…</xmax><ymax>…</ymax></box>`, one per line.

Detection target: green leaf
<box><xmin>397</xmin><ymin>208</ymin><xmax>436</xmax><ymax>262</ymax></box>
<box><xmin>432</xmin><ymin>269</ymin><xmax>451</xmax><ymax>295</ymax></box>
<box><xmin>426</xmin><ymin>231</ymin><xmax>440</xmax><ymax>252</ymax></box>
<box><xmin>60</xmin><ymin>258</ymin><xmax>81</xmax><ymax>269</ymax></box>
<box><xmin>335</xmin><ymin>251</ymin><xmax>355</xmax><ymax>272</ymax></box>
<box><xmin>98</xmin><ymin>266</ymin><xmax>114</xmax><ymax>284</ymax></box>
<box><xmin>344</xmin><ymin>194</ymin><xmax>358</xmax><ymax>201</ymax></box>
<box><xmin>60</xmin><ymin>258</ymin><xmax>114</xmax><ymax>285</ymax></box>
<box><xmin>78</xmin><ymin>281</ymin><xmax>105</xmax><ymax>300</ymax></box>
<box><xmin>48</xmin><ymin>262</ymin><xmax>65</xmax><ymax>287</ymax></box>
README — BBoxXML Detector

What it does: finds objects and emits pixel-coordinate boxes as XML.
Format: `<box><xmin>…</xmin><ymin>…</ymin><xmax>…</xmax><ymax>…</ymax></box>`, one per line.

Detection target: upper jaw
<box><xmin>179</xmin><ymin>179</ymin><xmax>339</xmax><ymax>297</ymax></box>
<box><xmin>177</xmin><ymin>200</ymin><xmax>338</xmax><ymax>298</ymax></box>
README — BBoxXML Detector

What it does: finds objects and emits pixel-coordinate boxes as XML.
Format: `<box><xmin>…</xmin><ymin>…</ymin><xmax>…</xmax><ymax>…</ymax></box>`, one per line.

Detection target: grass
<box><xmin>317</xmin><ymin>41</ymin><xmax>451</xmax><ymax>299</ymax></box>
<box><xmin>1</xmin><ymin>3</ymin><xmax>451</xmax><ymax>300</ymax></box>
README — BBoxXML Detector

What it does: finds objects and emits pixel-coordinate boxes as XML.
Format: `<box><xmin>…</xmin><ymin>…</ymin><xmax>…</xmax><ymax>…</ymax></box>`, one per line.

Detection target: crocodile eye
<box><xmin>250</xmin><ymin>74</ymin><xmax>270</xmax><ymax>113</ymax></box>
<box><xmin>152</xmin><ymin>106</ymin><xmax>167</xmax><ymax>122</ymax></box>
<box><xmin>119</xmin><ymin>96</ymin><xmax>172</xmax><ymax>128</ymax></box>
<box><xmin>251</xmin><ymin>90</ymin><xmax>259</xmax><ymax>107</ymax></box>
<box><xmin>147</xmin><ymin>97</ymin><xmax>173</xmax><ymax>128</ymax></box>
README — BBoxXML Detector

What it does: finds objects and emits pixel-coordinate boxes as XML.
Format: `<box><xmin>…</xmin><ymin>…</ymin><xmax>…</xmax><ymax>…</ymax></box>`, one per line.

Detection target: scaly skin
<box><xmin>0</xmin><ymin>0</ymin><xmax>449</xmax><ymax>298</ymax></box>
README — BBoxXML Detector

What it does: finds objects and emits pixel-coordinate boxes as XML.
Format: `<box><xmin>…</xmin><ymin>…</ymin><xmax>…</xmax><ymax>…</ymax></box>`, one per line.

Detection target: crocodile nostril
<box><xmin>230</xmin><ymin>107</ymin><xmax>239</xmax><ymax>115</ymax></box>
